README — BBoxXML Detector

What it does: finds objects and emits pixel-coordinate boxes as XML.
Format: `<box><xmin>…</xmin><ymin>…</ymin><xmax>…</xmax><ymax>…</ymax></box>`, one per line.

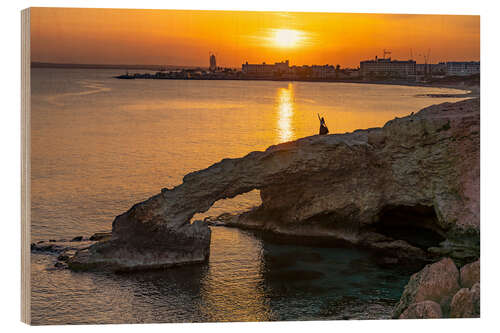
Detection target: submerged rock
<box><xmin>57</xmin><ymin>254</ymin><xmax>70</xmax><ymax>262</ymax></box>
<box><xmin>54</xmin><ymin>261</ymin><xmax>67</xmax><ymax>269</ymax></box>
<box><xmin>69</xmin><ymin>98</ymin><xmax>479</xmax><ymax>272</ymax></box>
<box><xmin>31</xmin><ymin>243</ymin><xmax>66</xmax><ymax>253</ymax></box>
<box><xmin>31</xmin><ymin>239</ymin><xmax>97</xmax><ymax>256</ymax></box>
<box><xmin>89</xmin><ymin>232</ymin><xmax>112</xmax><ymax>241</ymax></box>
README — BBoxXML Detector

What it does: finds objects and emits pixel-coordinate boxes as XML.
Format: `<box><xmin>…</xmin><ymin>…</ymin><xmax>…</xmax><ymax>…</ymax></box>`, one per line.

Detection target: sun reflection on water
<box><xmin>276</xmin><ymin>83</ymin><xmax>295</xmax><ymax>142</ymax></box>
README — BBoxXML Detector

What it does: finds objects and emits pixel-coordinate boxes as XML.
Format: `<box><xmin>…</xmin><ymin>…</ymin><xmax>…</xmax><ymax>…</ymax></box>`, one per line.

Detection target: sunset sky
<box><xmin>30</xmin><ymin>8</ymin><xmax>480</xmax><ymax>68</ymax></box>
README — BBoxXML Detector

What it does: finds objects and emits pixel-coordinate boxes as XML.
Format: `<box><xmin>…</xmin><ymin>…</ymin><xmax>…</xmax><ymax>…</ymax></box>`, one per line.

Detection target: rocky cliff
<box><xmin>69</xmin><ymin>98</ymin><xmax>479</xmax><ymax>271</ymax></box>
<box><xmin>230</xmin><ymin>98</ymin><xmax>479</xmax><ymax>263</ymax></box>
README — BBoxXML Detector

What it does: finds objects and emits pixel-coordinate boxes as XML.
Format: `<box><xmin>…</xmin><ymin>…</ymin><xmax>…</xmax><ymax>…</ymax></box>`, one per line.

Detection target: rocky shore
<box><xmin>31</xmin><ymin>233</ymin><xmax>112</xmax><ymax>269</ymax></box>
<box><xmin>64</xmin><ymin>98</ymin><xmax>479</xmax><ymax>316</ymax></box>
<box><xmin>30</xmin><ymin>96</ymin><xmax>481</xmax><ymax>319</ymax></box>
<box><xmin>68</xmin><ymin>218</ymin><xmax>210</xmax><ymax>271</ymax></box>
<box><xmin>393</xmin><ymin>257</ymin><xmax>480</xmax><ymax>319</ymax></box>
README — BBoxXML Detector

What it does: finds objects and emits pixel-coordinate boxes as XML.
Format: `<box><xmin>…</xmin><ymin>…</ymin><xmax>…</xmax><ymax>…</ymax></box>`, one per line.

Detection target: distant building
<box><xmin>242</xmin><ymin>60</ymin><xmax>289</xmax><ymax>77</ymax></box>
<box><xmin>360</xmin><ymin>57</ymin><xmax>416</xmax><ymax>78</ymax></box>
<box><xmin>416</xmin><ymin>62</ymin><xmax>447</xmax><ymax>77</ymax></box>
<box><xmin>342</xmin><ymin>68</ymin><xmax>360</xmax><ymax>78</ymax></box>
<box><xmin>446</xmin><ymin>61</ymin><xmax>480</xmax><ymax>76</ymax></box>
<box><xmin>289</xmin><ymin>65</ymin><xmax>310</xmax><ymax>79</ymax></box>
<box><xmin>431</xmin><ymin>62</ymin><xmax>447</xmax><ymax>75</ymax></box>
<box><xmin>310</xmin><ymin>65</ymin><xmax>336</xmax><ymax>79</ymax></box>
<box><xmin>209</xmin><ymin>54</ymin><xmax>217</xmax><ymax>72</ymax></box>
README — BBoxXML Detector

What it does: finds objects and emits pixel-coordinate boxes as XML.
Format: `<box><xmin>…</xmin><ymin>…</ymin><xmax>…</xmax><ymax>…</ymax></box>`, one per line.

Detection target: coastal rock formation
<box><xmin>450</xmin><ymin>282</ymin><xmax>480</xmax><ymax>318</ymax></box>
<box><xmin>229</xmin><ymin>98</ymin><xmax>479</xmax><ymax>262</ymax></box>
<box><xmin>460</xmin><ymin>260</ymin><xmax>480</xmax><ymax>289</ymax></box>
<box><xmin>68</xmin><ymin>219</ymin><xmax>210</xmax><ymax>271</ymax></box>
<box><xmin>399</xmin><ymin>300</ymin><xmax>443</xmax><ymax>319</ymax></box>
<box><xmin>393</xmin><ymin>258</ymin><xmax>480</xmax><ymax>319</ymax></box>
<box><xmin>392</xmin><ymin>258</ymin><xmax>460</xmax><ymax>318</ymax></box>
<box><xmin>69</xmin><ymin>98</ymin><xmax>479</xmax><ymax>271</ymax></box>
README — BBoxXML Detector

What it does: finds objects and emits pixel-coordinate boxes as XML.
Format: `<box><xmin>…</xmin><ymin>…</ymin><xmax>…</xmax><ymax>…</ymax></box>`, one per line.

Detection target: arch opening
<box><xmin>191</xmin><ymin>189</ymin><xmax>262</xmax><ymax>223</ymax></box>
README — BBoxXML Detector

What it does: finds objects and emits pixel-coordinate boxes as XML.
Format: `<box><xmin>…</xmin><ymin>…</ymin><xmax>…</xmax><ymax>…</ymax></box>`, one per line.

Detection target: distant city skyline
<box><xmin>31</xmin><ymin>8</ymin><xmax>480</xmax><ymax>68</ymax></box>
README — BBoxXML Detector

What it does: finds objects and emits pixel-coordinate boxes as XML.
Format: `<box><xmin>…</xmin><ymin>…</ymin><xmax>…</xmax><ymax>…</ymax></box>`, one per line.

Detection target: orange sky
<box><xmin>30</xmin><ymin>8</ymin><xmax>480</xmax><ymax>68</ymax></box>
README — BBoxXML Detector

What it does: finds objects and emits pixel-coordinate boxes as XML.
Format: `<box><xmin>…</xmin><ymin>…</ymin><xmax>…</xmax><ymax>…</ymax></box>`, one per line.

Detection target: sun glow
<box><xmin>271</xmin><ymin>29</ymin><xmax>306</xmax><ymax>48</ymax></box>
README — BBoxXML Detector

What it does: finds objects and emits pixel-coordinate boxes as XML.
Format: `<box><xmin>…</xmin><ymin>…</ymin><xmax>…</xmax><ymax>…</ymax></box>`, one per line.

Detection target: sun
<box><xmin>272</xmin><ymin>29</ymin><xmax>305</xmax><ymax>48</ymax></box>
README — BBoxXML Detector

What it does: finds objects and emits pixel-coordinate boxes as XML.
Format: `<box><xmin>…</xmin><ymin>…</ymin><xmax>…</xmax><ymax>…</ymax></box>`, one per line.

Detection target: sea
<box><xmin>30</xmin><ymin>67</ymin><xmax>468</xmax><ymax>324</ymax></box>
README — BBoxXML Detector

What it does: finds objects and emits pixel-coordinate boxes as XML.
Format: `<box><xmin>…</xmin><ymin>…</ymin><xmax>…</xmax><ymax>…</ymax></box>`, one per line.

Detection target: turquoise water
<box><xmin>30</xmin><ymin>68</ymin><xmax>466</xmax><ymax>324</ymax></box>
<box><xmin>31</xmin><ymin>227</ymin><xmax>414</xmax><ymax>324</ymax></box>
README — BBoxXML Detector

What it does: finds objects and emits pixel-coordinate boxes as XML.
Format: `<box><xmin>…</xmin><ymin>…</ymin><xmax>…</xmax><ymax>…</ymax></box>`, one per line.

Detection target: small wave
<box><xmin>45</xmin><ymin>80</ymin><xmax>111</xmax><ymax>106</ymax></box>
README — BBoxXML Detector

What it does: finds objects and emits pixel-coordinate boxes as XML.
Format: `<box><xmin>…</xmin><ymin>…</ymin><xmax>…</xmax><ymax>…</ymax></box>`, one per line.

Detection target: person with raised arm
<box><xmin>318</xmin><ymin>113</ymin><xmax>329</xmax><ymax>135</ymax></box>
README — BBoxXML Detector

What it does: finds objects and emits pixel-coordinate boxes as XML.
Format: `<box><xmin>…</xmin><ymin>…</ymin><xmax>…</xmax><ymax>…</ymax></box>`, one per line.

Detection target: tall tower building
<box><xmin>209</xmin><ymin>53</ymin><xmax>217</xmax><ymax>72</ymax></box>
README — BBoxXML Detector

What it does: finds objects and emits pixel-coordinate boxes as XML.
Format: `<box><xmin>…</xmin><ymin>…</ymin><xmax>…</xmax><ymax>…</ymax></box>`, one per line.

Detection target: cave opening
<box><xmin>373</xmin><ymin>205</ymin><xmax>446</xmax><ymax>249</ymax></box>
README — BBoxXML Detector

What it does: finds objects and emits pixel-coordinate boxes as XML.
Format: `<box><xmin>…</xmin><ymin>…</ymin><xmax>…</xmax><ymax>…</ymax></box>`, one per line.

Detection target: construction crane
<box><xmin>416</xmin><ymin>49</ymin><xmax>432</xmax><ymax>77</ymax></box>
<box><xmin>423</xmin><ymin>49</ymin><xmax>431</xmax><ymax>65</ymax></box>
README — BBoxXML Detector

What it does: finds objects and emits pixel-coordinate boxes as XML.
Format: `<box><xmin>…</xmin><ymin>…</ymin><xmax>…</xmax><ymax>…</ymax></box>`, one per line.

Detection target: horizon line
<box><xmin>31</xmin><ymin>58</ymin><xmax>480</xmax><ymax>70</ymax></box>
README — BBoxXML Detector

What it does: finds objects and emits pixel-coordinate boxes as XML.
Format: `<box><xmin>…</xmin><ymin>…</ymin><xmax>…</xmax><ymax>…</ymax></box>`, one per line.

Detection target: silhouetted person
<box><xmin>318</xmin><ymin>114</ymin><xmax>329</xmax><ymax>135</ymax></box>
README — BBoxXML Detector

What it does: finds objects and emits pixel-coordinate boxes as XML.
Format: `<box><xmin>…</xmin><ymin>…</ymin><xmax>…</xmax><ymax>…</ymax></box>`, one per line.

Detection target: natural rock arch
<box><xmin>69</xmin><ymin>98</ymin><xmax>479</xmax><ymax>271</ymax></box>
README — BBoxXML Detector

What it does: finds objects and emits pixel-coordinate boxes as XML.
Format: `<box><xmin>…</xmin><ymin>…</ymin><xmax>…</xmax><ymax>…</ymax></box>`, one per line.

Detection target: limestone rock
<box><xmin>68</xmin><ymin>219</ymin><xmax>210</xmax><ymax>272</ymax></box>
<box><xmin>471</xmin><ymin>283</ymin><xmax>480</xmax><ymax>315</ymax></box>
<box><xmin>449</xmin><ymin>283</ymin><xmax>480</xmax><ymax>318</ymax></box>
<box><xmin>399</xmin><ymin>300</ymin><xmax>442</xmax><ymax>319</ymax></box>
<box><xmin>460</xmin><ymin>259</ymin><xmax>480</xmax><ymax>288</ymax></box>
<box><xmin>392</xmin><ymin>257</ymin><xmax>460</xmax><ymax>318</ymax></box>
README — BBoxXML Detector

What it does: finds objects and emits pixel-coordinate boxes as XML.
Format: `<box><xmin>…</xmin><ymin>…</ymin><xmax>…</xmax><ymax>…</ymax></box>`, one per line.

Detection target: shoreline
<box><xmin>32</xmin><ymin>65</ymin><xmax>478</xmax><ymax>98</ymax></box>
<box><xmin>328</xmin><ymin>80</ymin><xmax>479</xmax><ymax>98</ymax></box>
<box><xmin>114</xmin><ymin>74</ymin><xmax>478</xmax><ymax>98</ymax></box>
<box><xmin>33</xmin><ymin>96</ymin><xmax>480</xmax><ymax>320</ymax></box>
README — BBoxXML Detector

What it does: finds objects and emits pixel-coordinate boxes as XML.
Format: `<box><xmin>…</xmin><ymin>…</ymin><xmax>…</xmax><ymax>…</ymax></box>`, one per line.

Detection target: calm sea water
<box><xmin>30</xmin><ymin>68</ymin><xmax>467</xmax><ymax>324</ymax></box>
